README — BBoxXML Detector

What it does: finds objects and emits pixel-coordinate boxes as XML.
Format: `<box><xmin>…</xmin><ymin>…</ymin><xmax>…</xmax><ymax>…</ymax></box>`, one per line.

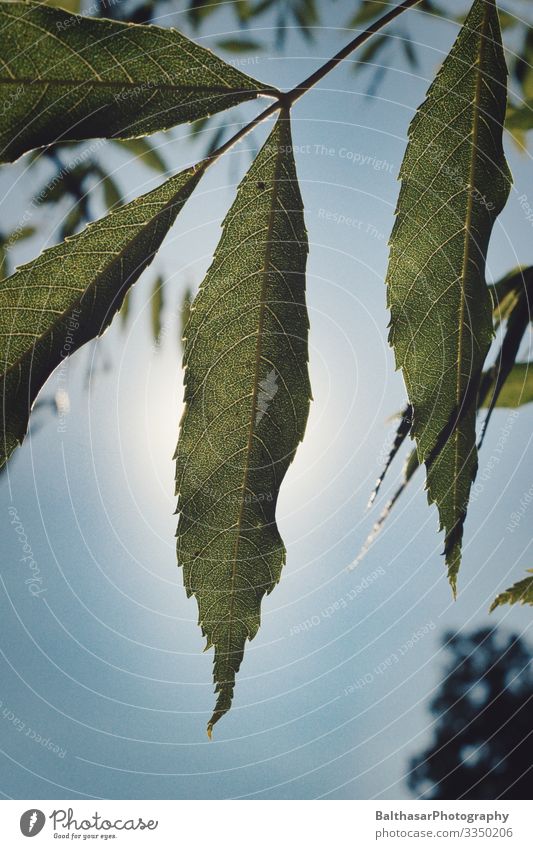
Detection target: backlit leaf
<box><xmin>490</xmin><ymin>570</ymin><xmax>533</xmax><ymax>611</ymax></box>
<box><xmin>0</xmin><ymin>162</ymin><xmax>204</xmax><ymax>467</ymax></box>
<box><xmin>175</xmin><ymin>113</ymin><xmax>310</xmax><ymax>735</ymax></box>
<box><xmin>0</xmin><ymin>1</ymin><xmax>276</xmax><ymax>162</ymax></box>
<box><xmin>386</xmin><ymin>0</ymin><xmax>512</xmax><ymax>593</ymax></box>
<box><xmin>43</xmin><ymin>0</ymin><xmax>80</xmax><ymax>10</ymax></box>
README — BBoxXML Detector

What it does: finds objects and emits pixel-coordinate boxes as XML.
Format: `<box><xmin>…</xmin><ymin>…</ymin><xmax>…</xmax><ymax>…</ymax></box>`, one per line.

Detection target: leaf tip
<box><xmin>446</xmin><ymin>558</ymin><xmax>459</xmax><ymax>600</ymax></box>
<box><xmin>446</xmin><ymin>552</ymin><xmax>459</xmax><ymax>599</ymax></box>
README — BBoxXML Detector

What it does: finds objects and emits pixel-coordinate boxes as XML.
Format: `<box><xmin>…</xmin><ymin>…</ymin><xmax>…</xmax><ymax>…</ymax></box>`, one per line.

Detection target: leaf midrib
<box><xmin>0</xmin><ymin>76</ymin><xmax>273</xmax><ymax>95</ymax></box>
<box><xmin>450</xmin><ymin>2</ymin><xmax>490</xmax><ymax>557</ymax></box>
<box><xmin>223</xmin><ymin>128</ymin><xmax>285</xmax><ymax>675</ymax></box>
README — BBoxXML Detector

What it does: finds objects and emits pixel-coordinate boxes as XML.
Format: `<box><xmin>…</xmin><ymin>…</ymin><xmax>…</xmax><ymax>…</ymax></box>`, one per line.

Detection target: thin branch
<box><xmin>194</xmin><ymin>0</ymin><xmax>425</xmax><ymax>170</ymax></box>
<box><xmin>284</xmin><ymin>0</ymin><xmax>425</xmax><ymax>104</ymax></box>
<box><xmin>196</xmin><ymin>100</ymin><xmax>282</xmax><ymax>172</ymax></box>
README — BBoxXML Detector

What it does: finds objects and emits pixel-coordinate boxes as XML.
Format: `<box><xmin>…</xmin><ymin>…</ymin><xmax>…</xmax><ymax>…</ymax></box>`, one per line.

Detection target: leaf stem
<box><xmin>284</xmin><ymin>0</ymin><xmax>425</xmax><ymax>104</ymax></box>
<box><xmin>196</xmin><ymin>1</ymin><xmax>424</xmax><ymax>169</ymax></box>
<box><xmin>197</xmin><ymin>100</ymin><xmax>282</xmax><ymax>170</ymax></box>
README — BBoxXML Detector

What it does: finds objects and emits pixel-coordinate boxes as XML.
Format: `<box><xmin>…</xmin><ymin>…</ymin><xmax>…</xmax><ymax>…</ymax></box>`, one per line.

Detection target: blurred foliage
<box><xmin>44</xmin><ymin>0</ymin><xmax>81</xmax><ymax>10</ymax></box>
<box><xmin>481</xmin><ymin>363</ymin><xmax>533</xmax><ymax>408</ymax></box>
<box><xmin>151</xmin><ymin>275</ymin><xmax>165</xmax><ymax>345</ymax></box>
<box><xmin>112</xmin><ymin>138</ymin><xmax>168</xmax><ymax>174</ymax></box>
<box><xmin>0</xmin><ymin>226</ymin><xmax>35</xmax><ymax>278</ymax></box>
<box><xmin>409</xmin><ymin>629</ymin><xmax>533</xmax><ymax>799</ymax></box>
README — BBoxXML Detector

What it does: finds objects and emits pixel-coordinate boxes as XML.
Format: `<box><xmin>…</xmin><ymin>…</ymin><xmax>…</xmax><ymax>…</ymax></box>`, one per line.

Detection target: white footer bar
<box><xmin>0</xmin><ymin>799</ymin><xmax>530</xmax><ymax>848</ymax></box>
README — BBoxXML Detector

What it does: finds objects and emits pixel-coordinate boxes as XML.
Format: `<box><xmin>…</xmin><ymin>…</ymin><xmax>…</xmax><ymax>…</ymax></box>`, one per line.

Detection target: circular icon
<box><xmin>20</xmin><ymin>810</ymin><xmax>46</xmax><ymax>837</ymax></box>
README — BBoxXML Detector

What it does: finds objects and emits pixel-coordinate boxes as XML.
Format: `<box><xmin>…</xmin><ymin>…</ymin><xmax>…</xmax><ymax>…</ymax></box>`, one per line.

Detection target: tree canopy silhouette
<box><xmin>409</xmin><ymin>628</ymin><xmax>533</xmax><ymax>799</ymax></box>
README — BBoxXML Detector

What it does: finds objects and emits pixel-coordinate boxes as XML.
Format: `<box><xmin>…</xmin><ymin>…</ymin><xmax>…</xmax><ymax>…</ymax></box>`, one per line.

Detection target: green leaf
<box><xmin>0</xmin><ymin>1</ymin><xmax>276</xmax><ymax>163</ymax></box>
<box><xmin>189</xmin><ymin>116</ymin><xmax>211</xmax><ymax>138</ymax></box>
<box><xmin>292</xmin><ymin>0</ymin><xmax>318</xmax><ymax>40</ymax></box>
<box><xmin>112</xmin><ymin>138</ymin><xmax>167</xmax><ymax>175</ymax></box>
<box><xmin>497</xmin><ymin>10</ymin><xmax>518</xmax><ymax>31</ymax></box>
<box><xmin>488</xmin><ymin>266</ymin><xmax>529</xmax><ymax>327</ymax></box>
<box><xmin>120</xmin><ymin>289</ymin><xmax>132</xmax><ymax>329</ymax></box>
<box><xmin>386</xmin><ymin>0</ymin><xmax>512</xmax><ymax>594</ymax></box>
<box><xmin>364</xmin><ymin>282</ymin><xmax>531</xmax><ymax>561</ymax></box>
<box><xmin>187</xmin><ymin>0</ymin><xmax>223</xmax><ymax>28</ymax></box>
<box><xmin>233</xmin><ymin>0</ymin><xmax>252</xmax><ymax>24</ymax></box>
<box><xmin>490</xmin><ymin>570</ymin><xmax>533</xmax><ymax>611</ymax></box>
<box><xmin>216</xmin><ymin>38</ymin><xmax>263</xmax><ymax>53</ymax></box>
<box><xmin>43</xmin><ymin>0</ymin><xmax>80</xmax><ymax>10</ymax></box>
<box><xmin>0</xmin><ymin>225</ymin><xmax>37</xmax><ymax>278</ymax></box>
<box><xmin>175</xmin><ymin>113</ymin><xmax>310</xmax><ymax>735</ymax></box>
<box><xmin>514</xmin><ymin>27</ymin><xmax>533</xmax><ymax>99</ymax></box>
<box><xmin>37</xmin><ymin>162</ymin><xmax>91</xmax><ymax>205</ymax></box>
<box><xmin>478</xmin><ymin>279</ymin><xmax>531</xmax><ymax>437</ymax></box>
<box><xmin>95</xmin><ymin>168</ymin><xmax>123</xmax><ymax>211</ymax></box>
<box><xmin>150</xmin><ymin>274</ymin><xmax>164</xmax><ymax>344</ymax></box>
<box><xmin>5</xmin><ymin>225</ymin><xmax>36</xmax><ymax>244</ymax></box>
<box><xmin>506</xmin><ymin>26</ymin><xmax>533</xmax><ymax>146</ymax></box>
<box><xmin>348</xmin><ymin>1</ymin><xmax>385</xmax><ymax>28</ymax></box>
<box><xmin>482</xmin><ymin>363</ymin><xmax>533</xmax><ymax>408</ymax></box>
<box><xmin>0</xmin><ymin>162</ymin><xmax>204</xmax><ymax>468</ymax></box>
<box><xmin>60</xmin><ymin>203</ymin><xmax>84</xmax><ymax>239</ymax></box>
<box><xmin>364</xmin><ymin>265</ymin><xmax>531</xmax><ymax>559</ymax></box>
<box><xmin>348</xmin><ymin>0</ymin><xmax>448</xmax><ymax>29</ymax></box>
<box><xmin>363</xmin><ymin>363</ymin><xmax>533</xmax><ymax>562</ymax></box>
<box><xmin>505</xmin><ymin>98</ymin><xmax>533</xmax><ymax>133</ymax></box>
<box><xmin>249</xmin><ymin>0</ymin><xmax>276</xmax><ymax>17</ymax></box>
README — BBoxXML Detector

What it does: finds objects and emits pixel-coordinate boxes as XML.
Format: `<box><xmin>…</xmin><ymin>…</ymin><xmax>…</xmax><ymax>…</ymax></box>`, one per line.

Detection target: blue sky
<box><xmin>0</xmin><ymin>0</ymin><xmax>532</xmax><ymax>799</ymax></box>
